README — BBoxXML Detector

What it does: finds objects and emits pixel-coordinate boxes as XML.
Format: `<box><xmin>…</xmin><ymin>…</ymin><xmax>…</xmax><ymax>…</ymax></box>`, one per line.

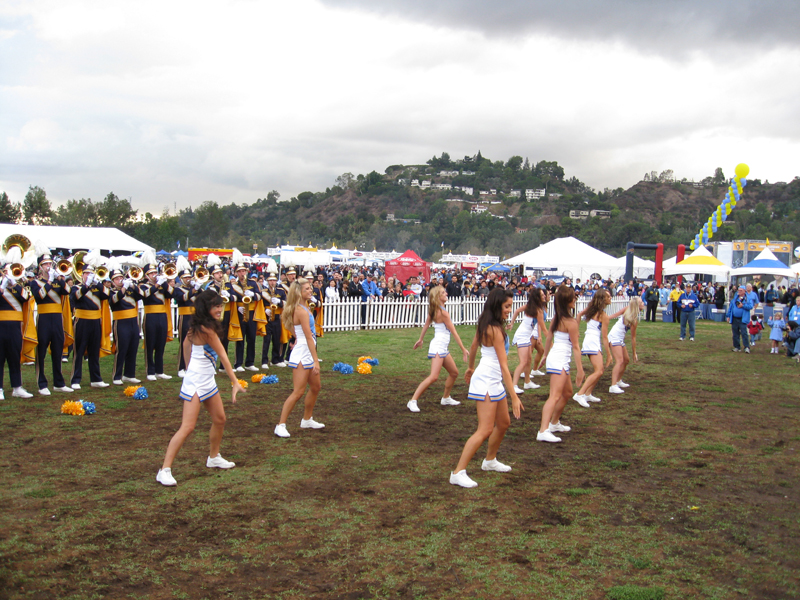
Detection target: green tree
<box><xmin>96</xmin><ymin>193</ymin><xmax>137</xmax><ymax>233</ymax></box>
<box><xmin>0</xmin><ymin>192</ymin><xmax>21</xmax><ymax>224</ymax></box>
<box><xmin>22</xmin><ymin>185</ymin><xmax>53</xmax><ymax>225</ymax></box>
<box><xmin>505</xmin><ymin>156</ymin><xmax>523</xmax><ymax>172</ymax></box>
<box><xmin>713</xmin><ymin>167</ymin><xmax>726</xmax><ymax>185</ymax></box>
<box><xmin>53</xmin><ymin>198</ymin><xmax>98</xmax><ymax>227</ymax></box>
<box><xmin>190</xmin><ymin>201</ymin><xmax>229</xmax><ymax>247</ymax></box>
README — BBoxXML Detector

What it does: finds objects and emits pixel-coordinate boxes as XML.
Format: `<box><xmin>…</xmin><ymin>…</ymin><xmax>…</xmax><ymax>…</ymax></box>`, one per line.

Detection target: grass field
<box><xmin>1</xmin><ymin>319</ymin><xmax>798</xmax><ymax>599</ymax></box>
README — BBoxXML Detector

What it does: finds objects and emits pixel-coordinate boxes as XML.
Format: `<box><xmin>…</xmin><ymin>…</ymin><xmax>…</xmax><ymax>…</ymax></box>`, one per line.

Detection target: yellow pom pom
<box><xmin>357</xmin><ymin>362</ymin><xmax>372</xmax><ymax>374</ymax></box>
<box><xmin>251</xmin><ymin>374</ymin><xmax>263</xmax><ymax>383</ymax></box>
<box><xmin>124</xmin><ymin>386</ymin><xmax>140</xmax><ymax>397</ymax></box>
<box><xmin>357</xmin><ymin>356</ymin><xmax>372</xmax><ymax>364</ymax></box>
<box><xmin>236</xmin><ymin>379</ymin><xmax>248</xmax><ymax>389</ymax></box>
<box><xmin>60</xmin><ymin>400</ymin><xmax>85</xmax><ymax>415</ymax></box>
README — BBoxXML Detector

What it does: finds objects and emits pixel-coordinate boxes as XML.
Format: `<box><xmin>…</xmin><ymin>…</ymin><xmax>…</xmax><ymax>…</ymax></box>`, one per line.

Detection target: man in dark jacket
<box><xmin>644</xmin><ymin>282</ymin><xmax>660</xmax><ymax>322</ymax></box>
<box><xmin>445</xmin><ymin>274</ymin><xmax>462</xmax><ymax>298</ymax></box>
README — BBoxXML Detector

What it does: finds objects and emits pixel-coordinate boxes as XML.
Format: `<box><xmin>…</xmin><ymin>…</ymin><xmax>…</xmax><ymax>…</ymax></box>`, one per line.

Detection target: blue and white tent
<box><xmin>730</xmin><ymin>247</ymin><xmax>794</xmax><ymax>278</ymax></box>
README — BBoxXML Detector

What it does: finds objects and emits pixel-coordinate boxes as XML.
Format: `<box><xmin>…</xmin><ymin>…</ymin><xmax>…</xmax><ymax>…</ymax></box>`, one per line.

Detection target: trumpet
<box><xmin>162</xmin><ymin>263</ymin><xmax>177</xmax><ymax>279</ymax></box>
<box><xmin>127</xmin><ymin>265</ymin><xmax>144</xmax><ymax>281</ymax></box>
<box><xmin>95</xmin><ymin>266</ymin><xmax>109</xmax><ymax>280</ymax></box>
<box><xmin>194</xmin><ymin>266</ymin><xmax>210</xmax><ymax>286</ymax></box>
<box><xmin>7</xmin><ymin>263</ymin><xmax>24</xmax><ymax>279</ymax></box>
<box><xmin>56</xmin><ymin>259</ymin><xmax>73</xmax><ymax>277</ymax></box>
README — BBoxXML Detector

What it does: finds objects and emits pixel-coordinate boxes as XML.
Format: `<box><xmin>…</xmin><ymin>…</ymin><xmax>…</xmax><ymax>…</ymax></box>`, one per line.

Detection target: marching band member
<box><xmin>205</xmin><ymin>261</ymin><xmax>235</xmax><ymax>369</ymax></box>
<box><xmin>307</xmin><ymin>269</ymin><xmax>325</xmax><ymax>340</ymax></box>
<box><xmin>139</xmin><ymin>263</ymin><xmax>174</xmax><ymax>382</ymax></box>
<box><xmin>108</xmin><ymin>268</ymin><xmax>142</xmax><ymax>385</ymax></box>
<box><xmin>278</xmin><ymin>267</ymin><xmax>297</xmax><ymax>364</ymax></box>
<box><xmin>260</xmin><ymin>272</ymin><xmax>286</xmax><ymax>368</ymax></box>
<box><xmin>230</xmin><ymin>262</ymin><xmax>265</xmax><ymax>372</ymax></box>
<box><xmin>0</xmin><ymin>266</ymin><xmax>33</xmax><ymax>399</ymax></box>
<box><xmin>173</xmin><ymin>268</ymin><xmax>201</xmax><ymax>377</ymax></box>
<box><xmin>28</xmin><ymin>253</ymin><xmax>73</xmax><ymax>395</ymax></box>
<box><xmin>69</xmin><ymin>264</ymin><xmax>111</xmax><ymax>389</ymax></box>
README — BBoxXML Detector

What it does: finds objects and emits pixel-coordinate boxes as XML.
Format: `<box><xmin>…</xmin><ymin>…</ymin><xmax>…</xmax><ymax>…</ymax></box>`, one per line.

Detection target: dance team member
<box><xmin>529</xmin><ymin>288</ymin><xmax>549</xmax><ymax>376</ymax></box>
<box><xmin>537</xmin><ymin>285</ymin><xmax>584</xmax><ymax>443</ymax></box>
<box><xmin>0</xmin><ymin>268</ymin><xmax>33</xmax><ymax>399</ymax></box>
<box><xmin>408</xmin><ymin>285</ymin><xmax>469</xmax><ymax>412</ymax></box>
<box><xmin>108</xmin><ymin>268</ymin><xmax>142</xmax><ymax>385</ymax></box>
<box><xmin>573</xmin><ymin>289</ymin><xmax>623</xmax><ymax>407</ymax></box>
<box><xmin>29</xmin><ymin>253</ymin><xmax>73</xmax><ymax>395</ymax></box>
<box><xmin>508</xmin><ymin>287</ymin><xmax>547</xmax><ymax>393</ymax></box>
<box><xmin>450</xmin><ymin>288</ymin><xmax>522</xmax><ymax>488</ymax></box>
<box><xmin>274</xmin><ymin>278</ymin><xmax>324</xmax><ymax>438</ymax></box>
<box><xmin>157</xmin><ymin>291</ymin><xmax>245</xmax><ymax>487</ymax></box>
<box><xmin>608</xmin><ymin>297</ymin><xmax>643</xmax><ymax>394</ymax></box>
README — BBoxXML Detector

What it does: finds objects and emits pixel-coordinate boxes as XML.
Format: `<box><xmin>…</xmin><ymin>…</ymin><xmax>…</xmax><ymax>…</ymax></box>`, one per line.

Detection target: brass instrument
<box><xmin>8</xmin><ymin>263</ymin><xmax>24</xmax><ymax>278</ymax></box>
<box><xmin>162</xmin><ymin>263</ymin><xmax>177</xmax><ymax>279</ymax></box>
<box><xmin>221</xmin><ymin>295</ymin><xmax>230</xmax><ymax>304</ymax></box>
<box><xmin>127</xmin><ymin>265</ymin><xmax>144</xmax><ymax>281</ymax></box>
<box><xmin>194</xmin><ymin>266</ymin><xmax>210</xmax><ymax>286</ymax></box>
<box><xmin>241</xmin><ymin>295</ymin><xmax>252</xmax><ymax>305</ymax></box>
<box><xmin>3</xmin><ymin>234</ymin><xmax>32</xmax><ymax>255</ymax></box>
<box><xmin>95</xmin><ymin>266</ymin><xmax>109</xmax><ymax>280</ymax></box>
<box><xmin>71</xmin><ymin>251</ymin><xmax>87</xmax><ymax>280</ymax></box>
<box><xmin>56</xmin><ymin>259</ymin><xmax>73</xmax><ymax>277</ymax></box>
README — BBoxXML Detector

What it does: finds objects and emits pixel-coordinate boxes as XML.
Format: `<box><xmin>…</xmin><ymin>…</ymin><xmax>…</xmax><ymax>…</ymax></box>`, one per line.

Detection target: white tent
<box><xmin>610</xmin><ymin>255</ymin><xmax>656</xmax><ymax>280</ymax></box>
<box><xmin>502</xmin><ymin>236</ymin><xmax>620</xmax><ymax>280</ymax></box>
<box><xmin>0</xmin><ymin>224</ymin><xmax>153</xmax><ymax>253</ymax></box>
<box><xmin>663</xmin><ymin>245</ymin><xmax>730</xmax><ymax>279</ymax></box>
<box><xmin>279</xmin><ymin>250</ymin><xmax>332</xmax><ymax>267</ymax></box>
<box><xmin>730</xmin><ymin>247</ymin><xmax>795</xmax><ymax>278</ymax></box>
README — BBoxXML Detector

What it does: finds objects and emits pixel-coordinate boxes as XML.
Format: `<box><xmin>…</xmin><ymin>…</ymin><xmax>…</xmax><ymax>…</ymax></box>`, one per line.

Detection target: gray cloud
<box><xmin>319</xmin><ymin>0</ymin><xmax>800</xmax><ymax>56</ymax></box>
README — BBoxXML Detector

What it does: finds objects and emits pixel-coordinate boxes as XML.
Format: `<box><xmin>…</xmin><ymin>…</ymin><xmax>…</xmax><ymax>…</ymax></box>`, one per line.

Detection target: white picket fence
<box><xmin>322</xmin><ymin>296</ymin><xmax>637</xmax><ymax>332</ymax></box>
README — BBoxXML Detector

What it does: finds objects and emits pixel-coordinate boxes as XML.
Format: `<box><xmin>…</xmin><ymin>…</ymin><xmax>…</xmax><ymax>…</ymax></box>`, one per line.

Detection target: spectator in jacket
<box><xmin>446</xmin><ymin>275</ymin><xmax>462</xmax><ymax>299</ymax></box>
<box><xmin>679</xmin><ymin>283</ymin><xmax>700</xmax><ymax>341</ymax></box>
<box><xmin>726</xmin><ymin>286</ymin><xmax>754</xmax><ymax>353</ymax></box>
<box><xmin>644</xmin><ymin>282</ymin><xmax>660</xmax><ymax>322</ymax></box>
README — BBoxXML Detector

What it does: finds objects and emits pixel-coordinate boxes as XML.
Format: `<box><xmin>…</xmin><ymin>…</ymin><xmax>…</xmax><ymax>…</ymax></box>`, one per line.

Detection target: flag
<box><xmin>176</xmin><ymin>240</ymin><xmax>181</xmax><ymax>248</ymax></box>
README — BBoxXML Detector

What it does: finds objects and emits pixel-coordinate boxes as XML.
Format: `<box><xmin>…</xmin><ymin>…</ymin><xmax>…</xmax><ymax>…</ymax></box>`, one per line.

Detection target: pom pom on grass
<box><xmin>260</xmin><ymin>374</ymin><xmax>279</xmax><ymax>384</ymax></box>
<box><xmin>61</xmin><ymin>400</ymin><xmax>85</xmax><ymax>416</ymax></box>
<box><xmin>357</xmin><ymin>362</ymin><xmax>372</xmax><ymax>374</ymax></box>
<box><xmin>124</xmin><ymin>386</ymin><xmax>140</xmax><ymax>397</ymax></box>
<box><xmin>251</xmin><ymin>374</ymin><xmax>263</xmax><ymax>383</ymax></box>
<box><xmin>133</xmin><ymin>387</ymin><xmax>149</xmax><ymax>400</ymax></box>
<box><xmin>236</xmin><ymin>379</ymin><xmax>248</xmax><ymax>389</ymax></box>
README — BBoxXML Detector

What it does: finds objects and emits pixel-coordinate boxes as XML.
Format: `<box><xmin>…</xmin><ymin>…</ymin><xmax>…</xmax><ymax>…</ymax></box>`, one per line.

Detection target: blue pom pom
<box><xmin>340</xmin><ymin>364</ymin><xmax>354</xmax><ymax>375</ymax></box>
<box><xmin>365</xmin><ymin>358</ymin><xmax>379</xmax><ymax>366</ymax></box>
<box><xmin>133</xmin><ymin>387</ymin><xmax>149</xmax><ymax>400</ymax></box>
<box><xmin>80</xmin><ymin>400</ymin><xmax>96</xmax><ymax>415</ymax></box>
<box><xmin>260</xmin><ymin>375</ymin><xmax>279</xmax><ymax>384</ymax></box>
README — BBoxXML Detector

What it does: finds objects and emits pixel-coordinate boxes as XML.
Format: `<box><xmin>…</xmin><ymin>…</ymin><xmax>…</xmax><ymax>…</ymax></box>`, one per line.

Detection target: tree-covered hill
<box><xmin>2</xmin><ymin>154</ymin><xmax>798</xmax><ymax>260</ymax></box>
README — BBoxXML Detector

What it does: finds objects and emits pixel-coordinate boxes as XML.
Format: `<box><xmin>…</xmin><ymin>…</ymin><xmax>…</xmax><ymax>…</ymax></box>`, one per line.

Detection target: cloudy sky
<box><xmin>1</xmin><ymin>0</ymin><xmax>798</xmax><ymax>214</ymax></box>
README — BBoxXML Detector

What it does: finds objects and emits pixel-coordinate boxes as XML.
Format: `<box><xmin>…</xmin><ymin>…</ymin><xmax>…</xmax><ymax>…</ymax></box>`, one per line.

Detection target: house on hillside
<box><xmin>411</xmin><ymin>179</ymin><xmax>420</xmax><ymax>187</ymax></box>
<box><xmin>549</xmin><ymin>193</ymin><xmax>562</xmax><ymax>199</ymax></box>
<box><xmin>453</xmin><ymin>186</ymin><xmax>474</xmax><ymax>195</ymax></box>
<box><xmin>526</xmin><ymin>189</ymin><xmax>546</xmax><ymax>200</ymax></box>
<box><xmin>569</xmin><ymin>210</ymin><xmax>590</xmax><ymax>219</ymax></box>
<box><xmin>471</xmin><ymin>205</ymin><xmax>488</xmax><ymax>214</ymax></box>
<box><xmin>421</xmin><ymin>180</ymin><xmax>431</xmax><ymax>189</ymax></box>
<box><xmin>462</xmin><ymin>170</ymin><xmax>476</xmax><ymax>176</ymax></box>
<box><xmin>438</xmin><ymin>170</ymin><xmax>460</xmax><ymax>177</ymax></box>
<box><xmin>385</xmin><ymin>213</ymin><xmax>395</xmax><ymax>221</ymax></box>
<box><xmin>432</xmin><ymin>183</ymin><xmax>452</xmax><ymax>190</ymax></box>
<box><xmin>590</xmin><ymin>210</ymin><xmax>611</xmax><ymax>219</ymax></box>
<box><xmin>509</xmin><ymin>190</ymin><xmax>521</xmax><ymax>197</ymax></box>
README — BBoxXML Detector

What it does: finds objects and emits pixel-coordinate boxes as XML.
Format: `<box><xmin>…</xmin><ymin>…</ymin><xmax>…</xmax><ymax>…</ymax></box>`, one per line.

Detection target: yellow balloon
<box><xmin>735</xmin><ymin>163</ymin><xmax>749</xmax><ymax>179</ymax></box>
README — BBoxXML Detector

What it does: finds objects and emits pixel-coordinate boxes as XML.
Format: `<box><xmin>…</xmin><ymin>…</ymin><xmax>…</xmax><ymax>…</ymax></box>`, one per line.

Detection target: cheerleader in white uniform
<box><xmin>450</xmin><ymin>288</ymin><xmax>523</xmax><ymax>488</ymax></box>
<box><xmin>537</xmin><ymin>285</ymin><xmax>584</xmax><ymax>443</ymax></box>
<box><xmin>274</xmin><ymin>278</ymin><xmax>323</xmax><ymax>438</ymax></box>
<box><xmin>157</xmin><ymin>291</ymin><xmax>245</xmax><ymax>487</ymax></box>
<box><xmin>608</xmin><ymin>297</ymin><xmax>642</xmax><ymax>395</ymax></box>
<box><xmin>530</xmin><ymin>288</ymin><xmax>549</xmax><ymax>375</ymax></box>
<box><xmin>573</xmin><ymin>290</ymin><xmax>625</xmax><ymax>407</ymax></box>
<box><xmin>507</xmin><ymin>286</ymin><xmax>548</xmax><ymax>393</ymax></box>
<box><xmin>409</xmin><ymin>286</ymin><xmax>469</xmax><ymax>412</ymax></box>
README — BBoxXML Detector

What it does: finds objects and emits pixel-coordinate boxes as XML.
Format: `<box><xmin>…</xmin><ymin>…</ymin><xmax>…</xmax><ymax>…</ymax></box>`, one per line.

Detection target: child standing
<box><xmin>767</xmin><ymin>314</ymin><xmax>786</xmax><ymax>354</ymax></box>
<box><xmin>747</xmin><ymin>314</ymin><xmax>763</xmax><ymax>347</ymax></box>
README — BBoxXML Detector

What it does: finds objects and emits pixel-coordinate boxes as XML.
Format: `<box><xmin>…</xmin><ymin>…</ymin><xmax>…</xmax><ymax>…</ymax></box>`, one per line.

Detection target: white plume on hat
<box><xmin>231</xmin><ymin>248</ymin><xmax>244</xmax><ymax>267</ymax></box>
<box><xmin>175</xmin><ymin>255</ymin><xmax>191</xmax><ymax>273</ymax></box>
<box><xmin>206</xmin><ymin>253</ymin><xmax>221</xmax><ymax>269</ymax></box>
<box><xmin>34</xmin><ymin>239</ymin><xmax>49</xmax><ymax>258</ymax></box>
<box><xmin>106</xmin><ymin>256</ymin><xmax>121</xmax><ymax>273</ymax></box>
<box><xmin>266</xmin><ymin>258</ymin><xmax>278</xmax><ymax>273</ymax></box>
<box><xmin>141</xmin><ymin>249</ymin><xmax>156</xmax><ymax>267</ymax></box>
<box><xmin>117</xmin><ymin>253</ymin><xmax>144</xmax><ymax>267</ymax></box>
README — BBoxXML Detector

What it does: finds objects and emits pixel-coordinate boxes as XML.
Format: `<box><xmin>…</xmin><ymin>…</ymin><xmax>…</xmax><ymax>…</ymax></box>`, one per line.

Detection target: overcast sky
<box><xmin>1</xmin><ymin>0</ymin><xmax>798</xmax><ymax>214</ymax></box>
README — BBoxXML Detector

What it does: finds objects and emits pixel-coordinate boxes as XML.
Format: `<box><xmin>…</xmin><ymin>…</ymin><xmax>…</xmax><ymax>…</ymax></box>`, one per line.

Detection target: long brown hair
<box><xmin>584</xmin><ymin>289</ymin><xmax>610</xmax><ymax>322</ymax></box>
<box><xmin>477</xmin><ymin>288</ymin><xmax>512</xmax><ymax>345</ymax></box>
<box><xmin>524</xmin><ymin>286</ymin><xmax>545</xmax><ymax>318</ymax></box>
<box><xmin>551</xmin><ymin>285</ymin><xmax>575</xmax><ymax>333</ymax></box>
<box><xmin>189</xmin><ymin>290</ymin><xmax>223</xmax><ymax>339</ymax></box>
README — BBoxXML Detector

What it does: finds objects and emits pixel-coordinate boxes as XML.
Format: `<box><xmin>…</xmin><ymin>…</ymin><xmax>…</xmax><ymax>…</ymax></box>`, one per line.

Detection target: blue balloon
<box><xmin>721</xmin><ymin>210</ymin><xmax>728</xmax><ymax>222</ymax></box>
<box><xmin>733</xmin><ymin>189</ymin><xmax>740</xmax><ymax>200</ymax></box>
<box><xmin>712</xmin><ymin>223</ymin><xmax>717</xmax><ymax>232</ymax></box>
<box><xmin>741</xmin><ymin>178</ymin><xmax>747</xmax><ymax>187</ymax></box>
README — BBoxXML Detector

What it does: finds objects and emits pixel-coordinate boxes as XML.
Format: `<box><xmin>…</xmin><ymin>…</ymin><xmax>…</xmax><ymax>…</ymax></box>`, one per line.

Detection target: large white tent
<box><xmin>0</xmin><ymin>224</ymin><xmax>153</xmax><ymax>253</ymax></box>
<box><xmin>730</xmin><ymin>247</ymin><xmax>795</xmax><ymax>278</ymax></box>
<box><xmin>663</xmin><ymin>245</ymin><xmax>730</xmax><ymax>279</ymax></box>
<box><xmin>502</xmin><ymin>236</ymin><xmax>619</xmax><ymax>280</ymax></box>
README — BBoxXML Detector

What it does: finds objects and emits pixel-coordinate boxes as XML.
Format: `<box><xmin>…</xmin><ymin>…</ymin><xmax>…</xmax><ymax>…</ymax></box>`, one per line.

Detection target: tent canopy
<box><xmin>730</xmin><ymin>247</ymin><xmax>795</xmax><ymax>278</ymax></box>
<box><xmin>486</xmin><ymin>263</ymin><xmax>511</xmax><ymax>273</ymax></box>
<box><xmin>0</xmin><ymin>224</ymin><xmax>154</xmax><ymax>254</ymax></box>
<box><xmin>610</xmin><ymin>255</ymin><xmax>655</xmax><ymax>280</ymax></box>
<box><xmin>502</xmin><ymin>236</ymin><xmax>619</xmax><ymax>280</ymax></box>
<box><xmin>663</xmin><ymin>246</ymin><xmax>730</xmax><ymax>279</ymax></box>
<box><xmin>279</xmin><ymin>250</ymin><xmax>332</xmax><ymax>267</ymax></box>
<box><xmin>385</xmin><ymin>249</ymin><xmax>431</xmax><ymax>283</ymax></box>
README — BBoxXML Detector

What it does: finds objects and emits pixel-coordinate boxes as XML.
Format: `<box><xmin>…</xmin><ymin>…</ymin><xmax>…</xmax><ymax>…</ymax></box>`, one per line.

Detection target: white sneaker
<box><xmin>245</xmin><ymin>365</ymin><xmax>259</xmax><ymax>371</ymax></box>
<box><xmin>39</xmin><ymin>388</ymin><xmax>51</xmax><ymax>396</ymax></box>
<box><xmin>156</xmin><ymin>373</ymin><xmax>172</xmax><ymax>380</ymax></box>
<box><xmin>91</xmin><ymin>381</ymin><xmax>110</xmax><ymax>388</ymax></box>
<box><xmin>440</xmin><ymin>396</ymin><xmax>461</xmax><ymax>406</ymax></box>
<box><xmin>407</xmin><ymin>399</ymin><xmax>420</xmax><ymax>413</ymax></box>
<box><xmin>235</xmin><ymin>366</ymin><xmax>245</xmax><ymax>373</ymax></box>
<box><xmin>156</xmin><ymin>468</ymin><xmax>177</xmax><ymax>486</ymax></box>
<box><xmin>12</xmin><ymin>387</ymin><xmax>33</xmax><ymax>398</ymax></box>
<box><xmin>609</xmin><ymin>385</ymin><xmax>624</xmax><ymax>394</ymax></box>
<box><xmin>206</xmin><ymin>454</ymin><xmax>235</xmax><ymax>469</ymax></box>
<box><xmin>513</xmin><ymin>385</ymin><xmax>524</xmax><ymax>394</ymax></box>
<box><xmin>617</xmin><ymin>380</ymin><xmax>630</xmax><ymax>388</ymax></box>
<box><xmin>61</xmin><ymin>358</ymin><xmax>69</xmax><ymax>363</ymax></box>
<box><xmin>122</xmin><ymin>376</ymin><xmax>141</xmax><ymax>384</ymax></box>
<box><xmin>531</xmin><ymin>369</ymin><xmax>545</xmax><ymax>376</ymax></box>
<box><xmin>690</xmin><ymin>337</ymin><xmax>694</xmax><ymax>342</ymax></box>
<box><xmin>536</xmin><ymin>430</ymin><xmax>561</xmax><ymax>443</ymax></box>
<box><xmin>112</xmin><ymin>379</ymin><xmax>123</xmax><ymax>385</ymax></box>
<box><xmin>261</xmin><ymin>364</ymin><xmax>270</xmax><ymax>370</ymax></box>
<box><xmin>274</xmin><ymin>423</ymin><xmax>290</xmax><ymax>438</ymax></box>
<box><xmin>54</xmin><ymin>386</ymin><xmax>73</xmax><ymax>393</ymax></box>
<box><xmin>178</xmin><ymin>370</ymin><xmax>186</xmax><ymax>378</ymax></box>
<box><xmin>0</xmin><ymin>389</ymin><xmax>4</xmax><ymax>400</ymax></box>
<box><xmin>523</xmin><ymin>381</ymin><xmax>540</xmax><ymax>390</ymax></box>
<box><xmin>449</xmin><ymin>470</ymin><xmax>478</xmax><ymax>488</ymax></box>
<box><xmin>71</xmin><ymin>383</ymin><xmax>81</xmax><ymax>390</ymax></box>
<box><xmin>573</xmin><ymin>393</ymin><xmax>590</xmax><ymax>408</ymax></box>
<box><xmin>549</xmin><ymin>421</ymin><xmax>571</xmax><ymax>433</ymax></box>
<box><xmin>586</xmin><ymin>394</ymin><xmax>601</xmax><ymax>403</ymax></box>
<box><xmin>481</xmin><ymin>458</ymin><xmax>512</xmax><ymax>472</ymax></box>
<box><xmin>147</xmin><ymin>375</ymin><xmax>157</xmax><ymax>381</ymax></box>
<box><xmin>274</xmin><ymin>361</ymin><xmax>288</xmax><ymax>368</ymax></box>
<box><xmin>300</xmin><ymin>418</ymin><xmax>325</xmax><ymax>429</ymax></box>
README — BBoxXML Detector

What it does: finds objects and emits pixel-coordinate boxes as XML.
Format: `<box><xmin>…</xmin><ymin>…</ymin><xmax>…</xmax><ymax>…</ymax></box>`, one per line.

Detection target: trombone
<box><xmin>56</xmin><ymin>259</ymin><xmax>73</xmax><ymax>277</ymax></box>
<box><xmin>194</xmin><ymin>266</ymin><xmax>210</xmax><ymax>286</ymax></box>
<box><xmin>162</xmin><ymin>263</ymin><xmax>178</xmax><ymax>280</ymax></box>
<box><xmin>127</xmin><ymin>265</ymin><xmax>144</xmax><ymax>281</ymax></box>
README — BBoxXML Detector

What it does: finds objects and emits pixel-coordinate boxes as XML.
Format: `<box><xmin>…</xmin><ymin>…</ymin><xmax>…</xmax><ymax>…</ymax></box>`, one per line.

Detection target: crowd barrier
<box><xmin>322</xmin><ymin>296</ymin><xmax>636</xmax><ymax>333</ymax></box>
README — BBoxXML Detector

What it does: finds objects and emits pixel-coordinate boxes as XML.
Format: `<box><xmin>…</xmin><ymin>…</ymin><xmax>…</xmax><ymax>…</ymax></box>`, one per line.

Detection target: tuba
<box><xmin>3</xmin><ymin>233</ymin><xmax>32</xmax><ymax>255</ymax></box>
<box><xmin>70</xmin><ymin>251</ymin><xmax>87</xmax><ymax>280</ymax></box>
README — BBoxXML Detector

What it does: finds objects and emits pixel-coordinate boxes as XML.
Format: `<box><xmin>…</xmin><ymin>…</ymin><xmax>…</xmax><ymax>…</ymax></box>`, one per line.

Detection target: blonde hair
<box><xmin>281</xmin><ymin>278</ymin><xmax>309</xmax><ymax>329</ymax></box>
<box><xmin>428</xmin><ymin>285</ymin><xmax>446</xmax><ymax>320</ymax></box>
<box><xmin>622</xmin><ymin>297</ymin><xmax>642</xmax><ymax>328</ymax></box>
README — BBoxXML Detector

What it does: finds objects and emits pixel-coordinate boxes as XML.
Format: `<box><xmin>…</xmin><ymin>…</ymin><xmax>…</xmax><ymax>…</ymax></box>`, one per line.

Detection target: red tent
<box><xmin>385</xmin><ymin>250</ymin><xmax>431</xmax><ymax>284</ymax></box>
